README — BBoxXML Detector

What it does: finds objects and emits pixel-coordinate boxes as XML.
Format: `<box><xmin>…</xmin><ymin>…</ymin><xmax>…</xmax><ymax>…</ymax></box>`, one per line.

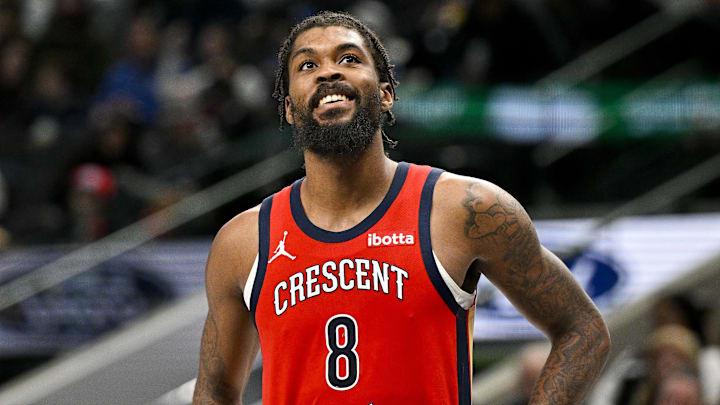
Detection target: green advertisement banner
<box><xmin>393</xmin><ymin>81</ymin><xmax>720</xmax><ymax>142</ymax></box>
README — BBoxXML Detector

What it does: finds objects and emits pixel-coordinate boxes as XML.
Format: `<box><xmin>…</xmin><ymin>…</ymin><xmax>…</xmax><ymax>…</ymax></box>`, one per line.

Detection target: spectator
<box><xmin>624</xmin><ymin>324</ymin><xmax>701</xmax><ymax>405</ymax></box>
<box><xmin>588</xmin><ymin>323</ymin><xmax>702</xmax><ymax>405</ymax></box>
<box><xmin>652</xmin><ymin>294</ymin><xmax>720</xmax><ymax>405</ymax></box>
<box><xmin>0</xmin><ymin>37</ymin><xmax>31</xmax><ymax>152</ymax></box>
<box><xmin>654</xmin><ymin>371</ymin><xmax>704</xmax><ymax>405</ymax></box>
<box><xmin>507</xmin><ymin>343</ymin><xmax>551</xmax><ymax>405</ymax></box>
<box><xmin>156</xmin><ymin>21</ymin><xmax>269</xmax><ymax>139</ymax></box>
<box><xmin>64</xmin><ymin>163</ymin><xmax>117</xmax><ymax>242</ymax></box>
<box><xmin>34</xmin><ymin>0</ymin><xmax>107</xmax><ymax>93</ymax></box>
<box><xmin>26</xmin><ymin>58</ymin><xmax>88</xmax><ymax>150</ymax></box>
<box><xmin>84</xmin><ymin>109</ymin><xmax>144</xmax><ymax>169</ymax></box>
<box><xmin>0</xmin><ymin>0</ymin><xmax>22</xmax><ymax>43</ymax></box>
<box><xmin>700</xmin><ymin>307</ymin><xmax>720</xmax><ymax>405</ymax></box>
<box><xmin>653</xmin><ymin>295</ymin><xmax>707</xmax><ymax>344</ymax></box>
<box><xmin>94</xmin><ymin>13</ymin><xmax>160</xmax><ymax>125</ymax></box>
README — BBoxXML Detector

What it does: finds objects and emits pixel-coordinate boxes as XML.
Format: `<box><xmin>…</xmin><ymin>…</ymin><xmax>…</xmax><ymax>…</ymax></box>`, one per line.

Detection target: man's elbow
<box><xmin>574</xmin><ymin>313</ymin><xmax>611</xmax><ymax>367</ymax></box>
<box><xmin>552</xmin><ymin>311</ymin><xmax>611</xmax><ymax>362</ymax></box>
<box><xmin>595</xmin><ymin>315</ymin><xmax>611</xmax><ymax>363</ymax></box>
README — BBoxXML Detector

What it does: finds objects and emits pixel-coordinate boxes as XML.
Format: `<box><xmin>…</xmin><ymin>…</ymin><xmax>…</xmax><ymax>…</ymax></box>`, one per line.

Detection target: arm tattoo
<box><xmin>533</xmin><ymin>316</ymin><xmax>609</xmax><ymax>404</ymax></box>
<box><xmin>464</xmin><ymin>182</ymin><xmax>522</xmax><ymax>243</ymax></box>
<box><xmin>194</xmin><ymin>310</ymin><xmax>241</xmax><ymax>404</ymax></box>
<box><xmin>463</xmin><ymin>181</ymin><xmax>609</xmax><ymax>404</ymax></box>
<box><xmin>463</xmin><ymin>182</ymin><xmax>551</xmax><ymax>306</ymax></box>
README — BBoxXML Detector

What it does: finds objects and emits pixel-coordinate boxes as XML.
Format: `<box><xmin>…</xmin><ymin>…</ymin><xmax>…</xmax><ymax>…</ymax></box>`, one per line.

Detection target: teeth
<box><xmin>319</xmin><ymin>94</ymin><xmax>349</xmax><ymax>106</ymax></box>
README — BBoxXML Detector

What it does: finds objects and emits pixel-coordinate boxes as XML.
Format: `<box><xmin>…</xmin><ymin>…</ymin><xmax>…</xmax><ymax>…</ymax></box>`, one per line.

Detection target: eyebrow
<box><xmin>290</xmin><ymin>42</ymin><xmax>366</xmax><ymax>63</ymax></box>
<box><xmin>335</xmin><ymin>42</ymin><xmax>364</xmax><ymax>55</ymax></box>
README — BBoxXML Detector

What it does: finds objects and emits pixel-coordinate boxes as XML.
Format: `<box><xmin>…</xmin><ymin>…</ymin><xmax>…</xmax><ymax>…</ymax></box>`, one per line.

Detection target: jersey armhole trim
<box><xmin>249</xmin><ymin>195</ymin><xmax>273</xmax><ymax>327</ymax></box>
<box><xmin>433</xmin><ymin>251</ymin><xmax>476</xmax><ymax>310</ymax></box>
<box><xmin>243</xmin><ymin>254</ymin><xmax>259</xmax><ymax>310</ymax></box>
<box><xmin>418</xmin><ymin>168</ymin><xmax>461</xmax><ymax>314</ymax></box>
<box><xmin>418</xmin><ymin>168</ymin><xmax>472</xmax><ymax>404</ymax></box>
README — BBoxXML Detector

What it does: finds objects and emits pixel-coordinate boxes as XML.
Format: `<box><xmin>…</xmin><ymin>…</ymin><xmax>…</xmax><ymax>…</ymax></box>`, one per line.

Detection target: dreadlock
<box><xmin>272</xmin><ymin>11</ymin><xmax>399</xmax><ymax>134</ymax></box>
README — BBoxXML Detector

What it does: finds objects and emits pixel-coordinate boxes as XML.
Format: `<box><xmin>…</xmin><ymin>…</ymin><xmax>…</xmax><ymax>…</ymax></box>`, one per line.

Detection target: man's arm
<box><xmin>433</xmin><ymin>175</ymin><xmax>610</xmax><ymax>404</ymax></box>
<box><xmin>193</xmin><ymin>209</ymin><xmax>261</xmax><ymax>404</ymax></box>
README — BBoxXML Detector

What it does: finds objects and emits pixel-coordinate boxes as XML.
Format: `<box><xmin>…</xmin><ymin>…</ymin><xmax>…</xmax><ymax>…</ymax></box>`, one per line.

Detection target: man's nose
<box><xmin>316</xmin><ymin>65</ymin><xmax>343</xmax><ymax>83</ymax></box>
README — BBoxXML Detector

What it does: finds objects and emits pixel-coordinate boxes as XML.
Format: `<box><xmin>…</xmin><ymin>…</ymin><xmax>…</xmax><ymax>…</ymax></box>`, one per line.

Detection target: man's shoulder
<box><xmin>215</xmin><ymin>205</ymin><xmax>261</xmax><ymax>249</ymax></box>
<box><xmin>422</xmin><ymin>170</ymin><xmax>514</xmax><ymax>274</ymax></box>
<box><xmin>208</xmin><ymin>205</ymin><xmax>261</xmax><ymax>283</ymax></box>
<box><xmin>203</xmin><ymin>205</ymin><xmax>262</xmax><ymax>304</ymax></box>
<box><xmin>429</xmin><ymin>170</ymin><xmax>531</xmax><ymax>260</ymax></box>
<box><xmin>432</xmin><ymin>171</ymin><xmax>505</xmax><ymax>212</ymax></box>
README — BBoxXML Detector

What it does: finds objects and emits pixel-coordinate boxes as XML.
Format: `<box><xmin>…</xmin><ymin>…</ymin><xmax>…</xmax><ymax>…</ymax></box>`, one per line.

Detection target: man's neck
<box><xmin>300</xmin><ymin>135</ymin><xmax>397</xmax><ymax>232</ymax></box>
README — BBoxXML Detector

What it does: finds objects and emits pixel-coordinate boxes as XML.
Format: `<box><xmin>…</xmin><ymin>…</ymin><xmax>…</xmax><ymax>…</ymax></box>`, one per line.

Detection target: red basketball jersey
<box><xmin>248</xmin><ymin>162</ymin><xmax>473</xmax><ymax>404</ymax></box>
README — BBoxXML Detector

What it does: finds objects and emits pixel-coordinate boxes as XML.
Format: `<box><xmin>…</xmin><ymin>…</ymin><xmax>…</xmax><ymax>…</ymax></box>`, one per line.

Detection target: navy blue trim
<box><xmin>417</xmin><ymin>167</ymin><xmax>471</xmax><ymax>404</ymax></box>
<box><xmin>456</xmin><ymin>310</ymin><xmax>471</xmax><ymax>405</ymax></box>
<box><xmin>289</xmin><ymin>162</ymin><xmax>409</xmax><ymax>243</ymax></box>
<box><xmin>418</xmin><ymin>167</ymin><xmax>460</xmax><ymax>314</ymax></box>
<box><xmin>250</xmin><ymin>195</ymin><xmax>273</xmax><ymax>327</ymax></box>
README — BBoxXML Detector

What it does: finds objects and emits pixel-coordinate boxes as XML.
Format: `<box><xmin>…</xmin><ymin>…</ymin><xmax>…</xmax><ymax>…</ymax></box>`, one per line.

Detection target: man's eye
<box><xmin>340</xmin><ymin>55</ymin><xmax>360</xmax><ymax>64</ymax></box>
<box><xmin>300</xmin><ymin>61</ymin><xmax>315</xmax><ymax>70</ymax></box>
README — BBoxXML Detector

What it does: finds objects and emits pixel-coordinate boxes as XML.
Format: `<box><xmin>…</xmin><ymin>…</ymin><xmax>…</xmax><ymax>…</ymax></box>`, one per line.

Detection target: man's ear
<box><xmin>284</xmin><ymin>96</ymin><xmax>294</xmax><ymax>125</ymax></box>
<box><xmin>379</xmin><ymin>82</ymin><xmax>394</xmax><ymax>112</ymax></box>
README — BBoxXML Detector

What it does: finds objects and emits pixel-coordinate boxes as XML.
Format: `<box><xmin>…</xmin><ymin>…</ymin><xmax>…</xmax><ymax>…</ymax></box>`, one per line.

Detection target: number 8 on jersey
<box><xmin>325</xmin><ymin>314</ymin><xmax>359</xmax><ymax>390</ymax></box>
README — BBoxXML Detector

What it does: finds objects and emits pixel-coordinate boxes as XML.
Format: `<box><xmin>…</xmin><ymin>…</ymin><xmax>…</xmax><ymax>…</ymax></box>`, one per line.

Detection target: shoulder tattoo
<box><xmin>463</xmin><ymin>181</ymin><xmax>526</xmax><ymax>246</ymax></box>
<box><xmin>462</xmin><ymin>181</ymin><xmax>552</xmax><ymax>306</ymax></box>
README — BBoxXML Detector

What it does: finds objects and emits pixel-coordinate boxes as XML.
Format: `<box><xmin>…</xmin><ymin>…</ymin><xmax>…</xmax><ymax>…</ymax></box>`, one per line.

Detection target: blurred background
<box><xmin>0</xmin><ymin>0</ymin><xmax>719</xmax><ymax>404</ymax></box>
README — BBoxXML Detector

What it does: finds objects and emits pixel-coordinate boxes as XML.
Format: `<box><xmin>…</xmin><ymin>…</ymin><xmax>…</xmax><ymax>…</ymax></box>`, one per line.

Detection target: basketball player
<box><xmin>193</xmin><ymin>11</ymin><xmax>610</xmax><ymax>405</ymax></box>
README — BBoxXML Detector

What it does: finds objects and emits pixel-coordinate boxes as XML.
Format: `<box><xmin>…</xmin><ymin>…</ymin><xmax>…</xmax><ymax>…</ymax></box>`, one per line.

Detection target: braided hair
<box><xmin>272</xmin><ymin>11</ymin><xmax>399</xmax><ymax>134</ymax></box>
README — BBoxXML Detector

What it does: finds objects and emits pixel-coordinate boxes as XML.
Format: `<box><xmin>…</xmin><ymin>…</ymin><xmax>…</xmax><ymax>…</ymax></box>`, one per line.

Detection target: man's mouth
<box><xmin>318</xmin><ymin>94</ymin><xmax>353</xmax><ymax>106</ymax></box>
<box><xmin>314</xmin><ymin>93</ymin><xmax>355</xmax><ymax>115</ymax></box>
<box><xmin>311</xmin><ymin>84</ymin><xmax>359</xmax><ymax>114</ymax></box>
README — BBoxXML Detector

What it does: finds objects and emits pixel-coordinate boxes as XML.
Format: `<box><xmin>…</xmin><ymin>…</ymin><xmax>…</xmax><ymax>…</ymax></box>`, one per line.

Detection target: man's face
<box><xmin>655</xmin><ymin>374</ymin><xmax>702</xmax><ymax>405</ymax></box>
<box><xmin>284</xmin><ymin>25</ymin><xmax>393</xmax><ymax>158</ymax></box>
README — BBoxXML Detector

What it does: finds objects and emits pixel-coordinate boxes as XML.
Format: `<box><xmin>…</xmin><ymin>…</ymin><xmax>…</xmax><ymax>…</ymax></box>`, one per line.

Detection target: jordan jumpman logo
<box><xmin>268</xmin><ymin>231</ymin><xmax>296</xmax><ymax>263</ymax></box>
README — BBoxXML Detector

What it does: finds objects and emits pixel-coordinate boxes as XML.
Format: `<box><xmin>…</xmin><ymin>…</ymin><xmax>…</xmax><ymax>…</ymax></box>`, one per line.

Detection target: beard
<box><xmin>289</xmin><ymin>83</ymin><xmax>383</xmax><ymax>159</ymax></box>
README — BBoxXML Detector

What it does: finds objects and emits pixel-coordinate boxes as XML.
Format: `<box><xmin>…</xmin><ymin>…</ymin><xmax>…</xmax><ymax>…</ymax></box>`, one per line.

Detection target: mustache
<box><xmin>309</xmin><ymin>83</ymin><xmax>360</xmax><ymax>110</ymax></box>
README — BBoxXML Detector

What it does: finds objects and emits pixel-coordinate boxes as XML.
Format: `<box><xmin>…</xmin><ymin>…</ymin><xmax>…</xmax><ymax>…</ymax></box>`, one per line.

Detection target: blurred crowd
<box><xmin>588</xmin><ymin>294</ymin><xmax>720</xmax><ymax>405</ymax></box>
<box><xmin>2</xmin><ymin>1</ymin><xmax>720</xmax><ymax>401</ymax></box>
<box><xmin>1</xmin><ymin>0</ymin><xmax>719</xmax><ymax>247</ymax></box>
<box><xmin>506</xmin><ymin>294</ymin><xmax>720</xmax><ymax>405</ymax></box>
